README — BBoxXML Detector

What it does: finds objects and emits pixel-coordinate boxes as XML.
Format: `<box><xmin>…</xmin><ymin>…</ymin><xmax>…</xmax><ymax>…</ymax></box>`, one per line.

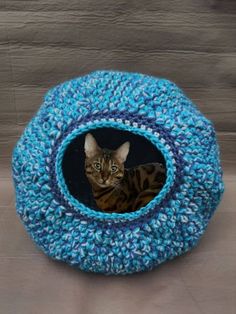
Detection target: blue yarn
<box><xmin>12</xmin><ymin>70</ymin><xmax>224</xmax><ymax>275</ymax></box>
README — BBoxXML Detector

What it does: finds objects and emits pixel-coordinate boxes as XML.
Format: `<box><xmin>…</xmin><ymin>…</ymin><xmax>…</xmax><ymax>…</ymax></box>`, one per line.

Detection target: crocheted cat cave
<box><xmin>12</xmin><ymin>70</ymin><xmax>224</xmax><ymax>275</ymax></box>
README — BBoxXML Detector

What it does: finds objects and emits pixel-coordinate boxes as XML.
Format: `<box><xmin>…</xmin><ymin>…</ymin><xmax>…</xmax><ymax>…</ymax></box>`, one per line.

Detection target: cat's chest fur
<box><xmin>92</xmin><ymin>163</ymin><xmax>166</xmax><ymax>213</ymax></box>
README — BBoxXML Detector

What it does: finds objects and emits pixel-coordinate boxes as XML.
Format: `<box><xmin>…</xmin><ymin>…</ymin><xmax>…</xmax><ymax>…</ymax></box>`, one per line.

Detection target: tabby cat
<box><xmin>84</xmin><ymin>133</ymin><xmax>166</xmax><ymax>213</ymax></box>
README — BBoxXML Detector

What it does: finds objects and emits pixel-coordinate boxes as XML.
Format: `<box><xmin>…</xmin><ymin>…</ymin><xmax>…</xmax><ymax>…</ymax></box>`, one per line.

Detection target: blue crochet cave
<box><xmin>12</xmin><ymin>70</ymin><xmax>224</xmax><ymax>275</ymax></box>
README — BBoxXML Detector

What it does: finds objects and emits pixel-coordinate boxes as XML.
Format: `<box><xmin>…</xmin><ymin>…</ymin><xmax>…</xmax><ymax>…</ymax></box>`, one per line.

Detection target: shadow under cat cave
<box><xmin>62</xmin><ymin>127</ymin><xmax>166</xmax><ymax>212</ymax></box>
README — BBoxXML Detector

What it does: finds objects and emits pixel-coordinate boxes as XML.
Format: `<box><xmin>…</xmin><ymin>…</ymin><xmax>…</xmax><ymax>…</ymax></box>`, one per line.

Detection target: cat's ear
<box><xmin>84</xmin><ymin>133</ymin><xmax>101</xmax><ymax>158</ymax></box>
<box><xmin>114</xmin><ymin>141</ymin><xmax>130</xmax><ymax>163</ymax></box>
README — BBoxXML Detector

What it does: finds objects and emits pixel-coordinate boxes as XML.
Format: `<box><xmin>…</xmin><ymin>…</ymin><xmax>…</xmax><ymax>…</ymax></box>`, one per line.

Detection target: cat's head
<box><xmin>84</xmin><ymin>133</ymin><xmax>130</xmax><ymax>188</ymax></box>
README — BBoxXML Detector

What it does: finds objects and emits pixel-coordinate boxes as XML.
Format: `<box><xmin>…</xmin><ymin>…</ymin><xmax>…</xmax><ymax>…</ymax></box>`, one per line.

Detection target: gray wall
<box><xmin>0</xmin><ymin>0</ymin><xmax>235</xmax><ymax>163</ymax></box>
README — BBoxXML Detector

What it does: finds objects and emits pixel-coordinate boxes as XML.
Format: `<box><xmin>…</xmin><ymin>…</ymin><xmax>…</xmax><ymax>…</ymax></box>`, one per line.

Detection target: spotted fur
<box><xmin>84</xmin><ymin>133</ymin><xmax>166</xmax><ymax>213</ymax></box>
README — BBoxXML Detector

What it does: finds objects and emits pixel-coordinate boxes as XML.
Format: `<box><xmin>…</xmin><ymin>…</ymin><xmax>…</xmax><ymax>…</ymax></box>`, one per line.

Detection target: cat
<box><xmin>84</xmin><ymin>133</ymin><xmax>166</xmax><ymax>213</ymax></box>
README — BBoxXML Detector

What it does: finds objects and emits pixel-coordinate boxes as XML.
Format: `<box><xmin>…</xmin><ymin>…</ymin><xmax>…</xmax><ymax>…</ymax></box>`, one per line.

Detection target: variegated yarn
<box><xmin>12</xmin><ymin>70</ymin><xmax>224</xmax><ymax>275</ymax></box>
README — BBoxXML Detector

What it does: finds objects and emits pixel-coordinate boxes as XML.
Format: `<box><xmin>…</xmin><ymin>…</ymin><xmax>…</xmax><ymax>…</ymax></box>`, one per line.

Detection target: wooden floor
<box><xmin>0</xmin><ymin>158</ymin><xmax>235</xmax><ymax>314</ymax></box>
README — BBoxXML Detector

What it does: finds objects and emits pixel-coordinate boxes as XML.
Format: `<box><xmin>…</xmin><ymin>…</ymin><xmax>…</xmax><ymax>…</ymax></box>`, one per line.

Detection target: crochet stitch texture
<box><xmin>12</xmin><ymin>70</ymin><xmax>224</xmax><ymax>275</ymax></box>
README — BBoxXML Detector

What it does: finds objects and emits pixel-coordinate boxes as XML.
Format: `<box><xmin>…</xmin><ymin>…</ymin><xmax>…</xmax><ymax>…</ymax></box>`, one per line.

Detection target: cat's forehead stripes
<box><xmin>102</xmin><ymin>149</ymin><xmax>113</xmax><ymax>160</ymax></box>
<box><xmin>94</xmin><ymin>150</ymin><xmax>117</xmax><ymax>166</ymax></box>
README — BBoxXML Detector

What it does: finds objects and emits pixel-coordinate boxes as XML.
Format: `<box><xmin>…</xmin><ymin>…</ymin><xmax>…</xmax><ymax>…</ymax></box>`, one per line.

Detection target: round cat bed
<box><xmin>12</xmin><ymin>70</ymin><xmax>224</xmax><ymax>275</ymax></box>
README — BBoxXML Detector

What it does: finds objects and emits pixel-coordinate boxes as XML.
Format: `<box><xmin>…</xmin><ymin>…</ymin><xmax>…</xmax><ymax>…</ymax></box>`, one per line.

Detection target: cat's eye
<box><xmin>93</xmin><ymin>162</ymin><xmax>101</xmax><ymax>171</ymax></box>
<box><xmin>111</xmin><ymin>165</ymin><xmax>118</xmax><ymax>173</ymax></box>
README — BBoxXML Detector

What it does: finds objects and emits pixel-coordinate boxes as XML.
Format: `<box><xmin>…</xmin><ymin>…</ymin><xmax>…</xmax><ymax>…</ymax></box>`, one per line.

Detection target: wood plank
<box><xmin>0</xmin><ymin>0</ymin><xmax>236</xmax><ymax>13</ymax></box>
<box><xmin>185</xmin><ymin>88</ymin><xmax>236</xmax><ymax>132</ymax></box>
<box><xmin>0</xmin><ymin>135</ymin><xmax>19</xmax><ymax>158</ymax></box>
<box><xmin>0</xmin><ymin>46</ymin><xmax>13</xmax><ymax>86</ymax></box>
<box><xmin>0</xmin><ymin>87</ymin><xmax>16</xmax><ymax>113</ymax></box>
<box><xmin>3</xmin><ymin>45</ymin><xmax>235</xmax><ymax>89</ymax></box>
<box><xmin>185</xmin><ymin>87</ymin><xmax>236</xmax><ymax>113</ymax></box>
<box><xmin>1</xmin><ymin>12</ymin><xmax>235</xmax><ymax>53</ymax></box>
<box><xmin>13</xmin><ymin>87</ymin><xmax>47</xmax><ymax>112</ymax></box>
<box><xmin>217</xmin><ymin>132</ymin><xmax>236</xmax><ymax>163</ymax></box>
<box><xmin>1</xmin><ymin>11</ymin><xmax>235</xmax><ymax>27</ymax></box>
<box><xmin>0</xmin><ymin>114</ymin><xmax>21</xmax><ymax>158</ymax></box>
<box><xmin>205</xmin><ymin>113</ymin><xmax>236</xmax><ymax>133</ymax></box>
<box><xmin>222</xmin><ymin>160</ymin><xmax>236</xmax><ymax>180</ymax></box>
<box><xmin>17</xmin><ymin>112</ymin><xmax>34</xmax><ymax>126</ymax></box>
<box><xmin>0</xmin><ymin>86</ymin><xmax>46</xmax><ymax>113</ymax></box>
<box><xmin>218</xmin><ymin>176</ymin><xmax>236</xmax><ymax>212</ymax></box>
<box><xmin>0</xmin><ymin>112</ymin><xmax>17</xmax><ymax>127</ymax></box>
<box><xmin>0</xmin><ymin>6</ymin><xmax>235</xmax><ymax>134</ymax></box>
<box><xmin>0</xmin><ymin>157</ymin><xmax>12</xmax><ymax>179</ymax></box>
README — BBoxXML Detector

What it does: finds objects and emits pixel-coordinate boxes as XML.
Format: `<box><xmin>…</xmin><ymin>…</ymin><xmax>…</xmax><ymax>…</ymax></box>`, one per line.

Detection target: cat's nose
<box><xmin>102</xmin><ymin>177</ymin><xmax>109</xmax><ymax>184</ymax></box>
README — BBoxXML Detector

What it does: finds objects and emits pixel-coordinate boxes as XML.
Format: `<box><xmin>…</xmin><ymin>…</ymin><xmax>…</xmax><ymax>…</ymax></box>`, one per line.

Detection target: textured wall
<box><xmin>0</xmin><ymin>0</ymin><xmax>235</xmax><ymax>162</ymax></box>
